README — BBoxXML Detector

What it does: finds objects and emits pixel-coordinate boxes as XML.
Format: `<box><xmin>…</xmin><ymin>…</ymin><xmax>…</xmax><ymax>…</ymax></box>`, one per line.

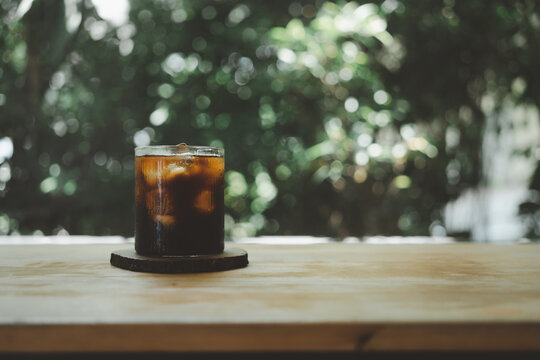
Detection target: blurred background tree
<box><xmin>0</xmin><ymin>0</ymin><xmax>539</xmax><ymax>239</ymax></box>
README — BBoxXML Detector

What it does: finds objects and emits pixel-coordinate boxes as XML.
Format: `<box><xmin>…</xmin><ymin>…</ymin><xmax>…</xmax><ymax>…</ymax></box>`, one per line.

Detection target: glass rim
<box><xmin>135</xmin><ymin>144</ymin><xmax>224</xmax><ymax>157</ymax></box>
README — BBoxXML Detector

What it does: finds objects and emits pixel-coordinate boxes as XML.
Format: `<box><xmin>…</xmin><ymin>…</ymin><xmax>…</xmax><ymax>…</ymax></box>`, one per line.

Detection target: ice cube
<box><xmin>154</xmin><ymin>215</ymin><xmax>175</xmax><ymax>226</ymax></box>
<box><xmin>166</xmin><ymin>164</ymin><xmax>188</xmax><ymax>178</ymax></box>
<box><xmin>193</xmin><ymin>189</ymin><xmax>214</xmax><ymax>214</ymax></box>
<box><xmin>164</xmin><ymin>156</ymin><xmax>194</xmax><ymax>181</ymax></box>
<box><xmin>137</xmin><ymin>157</ymin><xmax>159</xmax><ymax>186</ymax></box>
<box><xmin>142</xmin><ymin>168</ymin><xmax>160</xmax><ymax>186</ymax></box>
<box><xmin>199</xmin><ymin>156</ymin><xmax>224</xmax><ymax>185</ymax></box>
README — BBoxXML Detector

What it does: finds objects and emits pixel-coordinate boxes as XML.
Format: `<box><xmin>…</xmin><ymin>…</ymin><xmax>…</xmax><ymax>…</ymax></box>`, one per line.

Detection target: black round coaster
<box><xmin>110</xmin><ymin>247</ymin><xmax>248</xmax><ymax>274</ymax></box>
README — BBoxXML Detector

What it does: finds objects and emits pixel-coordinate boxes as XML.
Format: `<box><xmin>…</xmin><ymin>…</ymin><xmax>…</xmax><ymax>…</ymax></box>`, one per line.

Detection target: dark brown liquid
<box><xmin>135</xmin><ymin>154</ymin><xmax>224</xmax><ymax>256</ymax></box>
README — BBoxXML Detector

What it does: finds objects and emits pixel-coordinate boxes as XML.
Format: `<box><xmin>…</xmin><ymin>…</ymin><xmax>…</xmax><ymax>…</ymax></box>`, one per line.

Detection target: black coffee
<box><xmin>135</xmin><ymin>152</ymin><xmax>224</xmax><ymax>256</ymax></box>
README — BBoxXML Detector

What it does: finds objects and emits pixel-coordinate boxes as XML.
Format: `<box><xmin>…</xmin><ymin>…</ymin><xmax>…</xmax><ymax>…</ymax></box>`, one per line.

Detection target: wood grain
<box><xmin>1</xmin><ymin>243</ymin><xmax>540</xmax><ymax>352</ymax></box>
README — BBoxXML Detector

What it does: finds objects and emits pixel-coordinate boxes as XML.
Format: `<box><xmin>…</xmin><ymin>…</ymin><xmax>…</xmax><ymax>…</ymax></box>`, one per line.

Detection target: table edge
<box><xmin>1</xmin><ymin>322</ymin><xmax>540</xmax><ymax>352</ymax></box>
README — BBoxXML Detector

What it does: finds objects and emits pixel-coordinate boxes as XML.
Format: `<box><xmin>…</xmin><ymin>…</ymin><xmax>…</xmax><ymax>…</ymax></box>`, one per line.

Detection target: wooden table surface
<box><xmin>1</xmin><ymin>241</ymin><xmax>540</xmax><ymax>353</ymax></box>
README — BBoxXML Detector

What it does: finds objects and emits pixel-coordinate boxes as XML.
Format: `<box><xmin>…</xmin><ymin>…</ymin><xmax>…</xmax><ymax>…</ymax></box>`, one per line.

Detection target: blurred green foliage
<box><xmin>1</xmin><ymin>0</ymin><xmax>539</xmax><ymax>237</ymax></box>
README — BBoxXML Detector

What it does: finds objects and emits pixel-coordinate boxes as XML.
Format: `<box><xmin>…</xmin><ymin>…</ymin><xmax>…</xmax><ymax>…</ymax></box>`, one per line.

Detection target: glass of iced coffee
<box><xmin>134</xmin><ymin>144</ymin><xmax>224</xmax><ymax>256</ymax></box>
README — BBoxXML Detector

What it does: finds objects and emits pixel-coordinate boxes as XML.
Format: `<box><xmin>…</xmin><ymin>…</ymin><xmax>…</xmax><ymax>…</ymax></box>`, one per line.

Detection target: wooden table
<box><xmin>1</xmin><ymin>240</ymin><xmax>540</xmax><ymax>354</ymax></box>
